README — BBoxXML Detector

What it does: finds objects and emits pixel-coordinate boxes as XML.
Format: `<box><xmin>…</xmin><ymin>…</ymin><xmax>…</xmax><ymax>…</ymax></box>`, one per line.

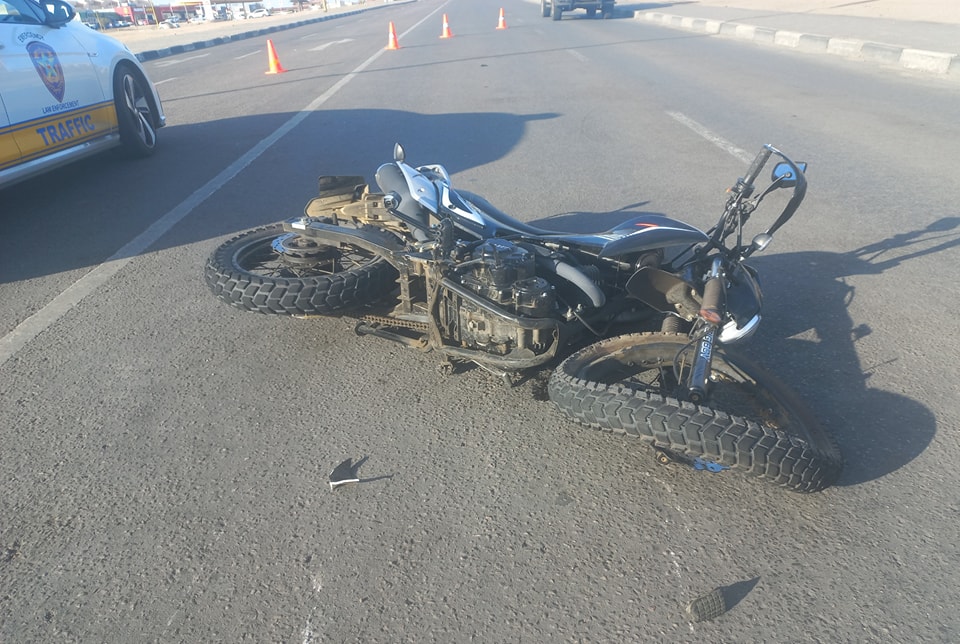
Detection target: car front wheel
<box><xmin>114</xmin><ymin>64</ymin><xmax>158</xmax><ymax>158</ymax></box>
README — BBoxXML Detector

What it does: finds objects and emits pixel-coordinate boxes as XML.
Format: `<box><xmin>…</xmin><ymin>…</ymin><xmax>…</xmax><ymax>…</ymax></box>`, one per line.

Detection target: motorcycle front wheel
<box><xmin>548</xmin><ymin>332</ymin><xmax>843</xmax><ymax>492</ymax></box>
<box><xmin>204</xmin><ymin>223</ymin><xmax>398</xmax><ymax>315</ymax></box>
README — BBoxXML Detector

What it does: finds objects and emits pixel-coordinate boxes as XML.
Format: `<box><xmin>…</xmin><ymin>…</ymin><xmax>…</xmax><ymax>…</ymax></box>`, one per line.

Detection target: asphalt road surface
<box><xmin>2</xmin><ymin>0</ymin><xmax>959</xmax><ymax>641</ymax></box>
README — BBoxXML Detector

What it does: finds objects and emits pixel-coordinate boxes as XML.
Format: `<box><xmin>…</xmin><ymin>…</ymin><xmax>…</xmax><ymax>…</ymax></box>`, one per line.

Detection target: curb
<box><xmin>636</xmin><ymin>11</ymin><xmax>959</xmax><ymax>77</ymax></box>
<box><xmin>133</xmin><ymin>3</ymin><xmax>397</xmax><ymax>62</ymax></box>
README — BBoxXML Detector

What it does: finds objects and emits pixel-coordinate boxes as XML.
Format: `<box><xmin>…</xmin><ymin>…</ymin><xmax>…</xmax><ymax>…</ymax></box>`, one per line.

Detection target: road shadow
<box><xmin>0</xmin><ymin>108</ymin><xmax>556</xmax><ymax>285</ymax></box>
<box><xmin>746</xmin><ymin>217</ymin><xmax>960</xmax><ymax>487</ymax></box>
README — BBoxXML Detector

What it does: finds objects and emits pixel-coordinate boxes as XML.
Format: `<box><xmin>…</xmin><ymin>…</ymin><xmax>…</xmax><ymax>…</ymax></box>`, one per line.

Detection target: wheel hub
<box><xmin>271</xmin><ymin>233</ymin><xmax>336</xmax><ymax>268</ymax></box>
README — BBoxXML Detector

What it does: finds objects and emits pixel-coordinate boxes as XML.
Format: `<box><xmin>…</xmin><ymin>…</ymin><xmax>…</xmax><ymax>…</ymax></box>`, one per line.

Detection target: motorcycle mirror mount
<box><xmin>394</xmin><ymin>143</ymin><xmax>405</xmax><ymax>163</ymax></box>
<box><xmin>771</xmin><ymin>161</ymin><xmax>807</xmax><ymax>188</ymax></box>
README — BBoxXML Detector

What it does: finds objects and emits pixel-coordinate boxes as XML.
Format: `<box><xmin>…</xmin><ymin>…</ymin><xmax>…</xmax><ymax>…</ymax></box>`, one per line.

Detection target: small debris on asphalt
<box><xmin>329</xmin><ymin>458</ymin><xmax>360</xmax><ymax>491</ymax></box>
<box><xmin>685</xmin><ymin>587</ymin><xmax>727</xmax><ymax>622</ymax></box>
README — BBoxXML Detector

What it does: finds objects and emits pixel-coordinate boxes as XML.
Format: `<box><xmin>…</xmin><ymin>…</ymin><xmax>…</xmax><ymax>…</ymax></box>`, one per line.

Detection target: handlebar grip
<box><xmin>742</xmin><ymin>146</ymin><xmax>774</xmax><ymax>188</ymax></box>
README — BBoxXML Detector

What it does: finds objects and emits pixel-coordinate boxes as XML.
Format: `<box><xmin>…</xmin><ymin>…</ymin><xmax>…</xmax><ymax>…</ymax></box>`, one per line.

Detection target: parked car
<box><xmin>159</xmin><ymin>17</ymin><xmax>181</xmax><ymax>28</ymax></box>
<box><xmin>248</xmin><ymin>8</ymin><xmax>270</xmax><ymax>18</ymax></box>
<box><xmin>0</xmin><ymin>0</ymin><xmax>166</xmax><ymax>189</ymax></box>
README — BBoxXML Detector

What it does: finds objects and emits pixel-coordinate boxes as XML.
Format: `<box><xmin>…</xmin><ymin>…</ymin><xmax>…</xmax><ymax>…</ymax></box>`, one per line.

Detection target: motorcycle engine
<box><xmin>455</xmin><ymin>238</ymin><xmax>556</xmax><ymax>349</ymax></box>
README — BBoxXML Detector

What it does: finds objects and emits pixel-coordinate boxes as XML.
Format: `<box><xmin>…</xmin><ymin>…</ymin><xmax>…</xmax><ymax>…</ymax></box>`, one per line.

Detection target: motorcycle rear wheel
<box><xmin>548</xmin><ymin>332</ymin><xmax>843</xmax><ymax>492</ymax></box>
<box><xmin>204</xmin><ymin>223</ymin><xmax>398</xmax><ymax>315</ymax></box>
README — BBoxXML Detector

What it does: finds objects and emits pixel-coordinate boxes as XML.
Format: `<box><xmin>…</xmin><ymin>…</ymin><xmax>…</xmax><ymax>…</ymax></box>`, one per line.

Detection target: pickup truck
<box><xmin>541</xmin><ymin>0</ymin><xmax>614</xmax><ymax>20</ymax></box>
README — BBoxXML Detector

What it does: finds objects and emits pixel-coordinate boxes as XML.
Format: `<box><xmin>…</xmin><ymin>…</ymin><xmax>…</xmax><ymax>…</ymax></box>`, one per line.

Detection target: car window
<box><xmin>0</xmin><ymin>0</ymin><xmax>44</xmax><ymax>24</ymax></box>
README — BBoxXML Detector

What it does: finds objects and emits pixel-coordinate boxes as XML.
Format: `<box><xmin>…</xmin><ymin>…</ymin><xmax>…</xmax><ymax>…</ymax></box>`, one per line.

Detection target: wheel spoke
<box><xmin>122</xmin><ymin>75</ymin><xmax>137</xmax><ymax>112</ymax></box>
<box><xmin>135</xmin><ymin>110</ymin><xmax>157</xmax><ymax>147</ymax></box>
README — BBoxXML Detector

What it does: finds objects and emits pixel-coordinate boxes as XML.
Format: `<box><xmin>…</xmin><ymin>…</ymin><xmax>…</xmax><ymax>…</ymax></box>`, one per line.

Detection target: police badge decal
<box><xmin>27</xmin><ymin>41</ymin><xmax>65</xmax><ymax>102</ymax></box>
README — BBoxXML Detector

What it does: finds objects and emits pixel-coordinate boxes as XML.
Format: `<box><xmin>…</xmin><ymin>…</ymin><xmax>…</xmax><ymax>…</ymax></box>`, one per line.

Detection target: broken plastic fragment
<box><xmin>693</xmin><ymin>457</ymin><xmax>729</xmax><ymax>473</ymax></box>
<box><xmin>329</xmin><ymin>458</ymin><xmax>360</xmax><ymax>491</ymax></box>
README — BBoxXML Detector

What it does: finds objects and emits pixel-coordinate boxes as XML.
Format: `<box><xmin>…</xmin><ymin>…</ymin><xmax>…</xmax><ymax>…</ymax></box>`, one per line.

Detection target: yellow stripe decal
<box><xmin>0</xmin><ymin>134</ymin><xmax>20</xmax><ymax>171</ymax></box>
<box><xmin>0</xmin><ymin>101</ymin><xmax>119</xmax><ymax>170</ymax></box>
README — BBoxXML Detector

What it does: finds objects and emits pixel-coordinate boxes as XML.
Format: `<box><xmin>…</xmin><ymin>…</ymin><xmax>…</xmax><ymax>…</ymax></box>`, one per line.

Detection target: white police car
<box><xmin>0</xmin><ymin>0</ymin><xmax>165</xmax><ymax>189</ymax></box>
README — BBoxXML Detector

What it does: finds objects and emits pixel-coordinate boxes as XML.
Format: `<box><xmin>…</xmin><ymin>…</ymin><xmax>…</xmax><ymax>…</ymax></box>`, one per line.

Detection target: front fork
<box><xmin>686</xmin><ymin>258</ymin><xmax>724</xmax><ymax>404</ymax></box>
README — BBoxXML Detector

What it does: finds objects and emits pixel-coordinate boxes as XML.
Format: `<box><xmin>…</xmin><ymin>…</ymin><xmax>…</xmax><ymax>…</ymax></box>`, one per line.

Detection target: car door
<box><xmin>0</xmin><ymin>92</ymin><xmax>20</xmax><ymax>172</ymax></box>
<box><xmin>0</xmin><ymin>0</ymin><xmax>109</xmax><ymax>167</ymax></box>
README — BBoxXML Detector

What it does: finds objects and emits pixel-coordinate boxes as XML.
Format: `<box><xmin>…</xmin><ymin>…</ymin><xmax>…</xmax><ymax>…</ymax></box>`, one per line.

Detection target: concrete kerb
<box><xmin>900</xmin><ymin>48</ymin><xmax>958</xmax><ymax>74</ymax></box>
<box><xmin>134</xmin><ymin>5</ymin><xmax>390</xmax><ymax>62</ymax></box>
<box><xmin>637</xmin><ymin>11</ymin><xmax>958</xmax><ymax>78</ymax></box>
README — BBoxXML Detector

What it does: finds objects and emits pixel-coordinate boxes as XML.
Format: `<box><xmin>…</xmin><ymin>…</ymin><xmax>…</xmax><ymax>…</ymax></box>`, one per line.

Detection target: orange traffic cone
<box><xmin>440</xmin><ymin>13</ymin><xmax>453</xmax><ymax>39</ymax></box>
<box><xmin>265</xmin><ymin>39</ymin><xmax>286</xmax><ymax>74</ymax></box>
<box><xmin>386</xmin><ymin>21</ymin><xmax>401</xmax><ymax>50</ymax></box>
<box><xmin>496</xmin><ymin>8</ymin><xmax>507</xmax><ymax>30</ymax></box>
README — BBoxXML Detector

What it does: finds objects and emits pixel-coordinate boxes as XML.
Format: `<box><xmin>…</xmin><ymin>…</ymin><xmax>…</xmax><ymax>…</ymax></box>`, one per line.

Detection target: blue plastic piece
<box><xmin>693</xmin><ymin>457</ymin><xmax>729</xmax><ymax>473</ymax></box>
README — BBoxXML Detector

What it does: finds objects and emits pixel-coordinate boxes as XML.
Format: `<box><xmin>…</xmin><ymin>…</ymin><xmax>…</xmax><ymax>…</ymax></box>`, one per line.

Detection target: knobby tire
<box><xmin>548</xmin><ymin>332</ymin><xmax>843</xmax><ymax>492</ymax></box>
<box><xmin>204</xmin><ymin>223</ymin><xmax>398</xmax><ymax>315</ymax></box>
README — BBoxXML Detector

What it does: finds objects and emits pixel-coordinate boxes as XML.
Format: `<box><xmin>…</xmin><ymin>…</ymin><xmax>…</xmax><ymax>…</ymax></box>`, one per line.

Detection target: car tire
<box><xmin>114</xmin><ymin>63</ymin><xmax>159</xmax><ymax>158</ymax></box>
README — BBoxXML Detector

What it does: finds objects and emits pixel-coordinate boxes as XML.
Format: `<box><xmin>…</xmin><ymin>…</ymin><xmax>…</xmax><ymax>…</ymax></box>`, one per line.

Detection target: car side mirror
<box><xmin>42</xmin><ymin>0</ymin><xmax>76</xmax><ymax>27</ymax></box>
<box><xmin>771</xmin><ymin>161</ymin><xmax>807</xmax><ymax>188</ymax></box>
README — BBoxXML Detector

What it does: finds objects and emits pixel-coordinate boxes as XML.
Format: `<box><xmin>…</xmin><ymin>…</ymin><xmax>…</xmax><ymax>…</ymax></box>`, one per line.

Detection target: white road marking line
<box><xmin>310</xmin><ymin>38</ymin><xmax>354</xmax><ymax>51</ymax></box>
<box><xmin>302</xmin><ymin>620</ymin><xmax>316</xmax><ymax>644</ymax></box>
<box><xmin>567</xmin><ymin>49</ymin><xmax>588</xmax><ymax>62</ymax></box>
<box><xmin>666</xmin><ymin>111</ymin><xmax>753</xmax><ymax>164</ymax></box>
<box><xmin>304</xmin><ymin>23</ymin><xmax>348</xmax><ymax>38</ymax></box>
<box><xmin>154</xmin><ymin>53</ymin><xmax>210</xmax><ymax>67</ymax></box>
<box><xmin>0</xmin><ymin>7</ymin><xmax>445</xmax><ymax>367</ymax></box>
<box><xmin>153</xmin><ymin>77</ymin><xmax>178</xmax><ymax>86</ymax></box>
<box><xmin>235</xmin><ymin>50</ymin><xmax>262</xmax><ymax>60</ymax></box>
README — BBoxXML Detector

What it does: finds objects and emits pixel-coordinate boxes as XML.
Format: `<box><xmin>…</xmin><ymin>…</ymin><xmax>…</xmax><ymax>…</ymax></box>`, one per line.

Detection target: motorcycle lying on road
<box><xmin>205</xmin><ymin>144</ymin><xmax>842</xmax><ymax>492</ymax></box>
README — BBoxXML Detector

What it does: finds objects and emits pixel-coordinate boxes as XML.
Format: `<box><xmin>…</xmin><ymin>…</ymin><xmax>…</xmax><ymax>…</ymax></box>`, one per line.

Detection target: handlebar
<box><xmin>708</xmin><ymin>144</ymin><xmax>807</xmax><ymax>255</ymax></box>
<box><xmin>742</xmin><ymin>145</ymin><xmax>774</xmax><ymax>190</ymax></box>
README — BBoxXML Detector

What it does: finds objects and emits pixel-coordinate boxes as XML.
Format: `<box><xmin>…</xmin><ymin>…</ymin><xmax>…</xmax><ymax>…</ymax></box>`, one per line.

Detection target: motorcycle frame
<box><xmin>284</xmin><ymin>209</ymin><xmax>567</xmax><ymax>373</ymax></box>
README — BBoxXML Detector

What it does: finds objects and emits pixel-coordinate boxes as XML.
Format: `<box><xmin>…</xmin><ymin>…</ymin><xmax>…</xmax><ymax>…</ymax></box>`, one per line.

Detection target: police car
<box><xmin>0</xmin><ymin>0</ymin><xmax>165</xmax><ymax>189</ymax></box>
